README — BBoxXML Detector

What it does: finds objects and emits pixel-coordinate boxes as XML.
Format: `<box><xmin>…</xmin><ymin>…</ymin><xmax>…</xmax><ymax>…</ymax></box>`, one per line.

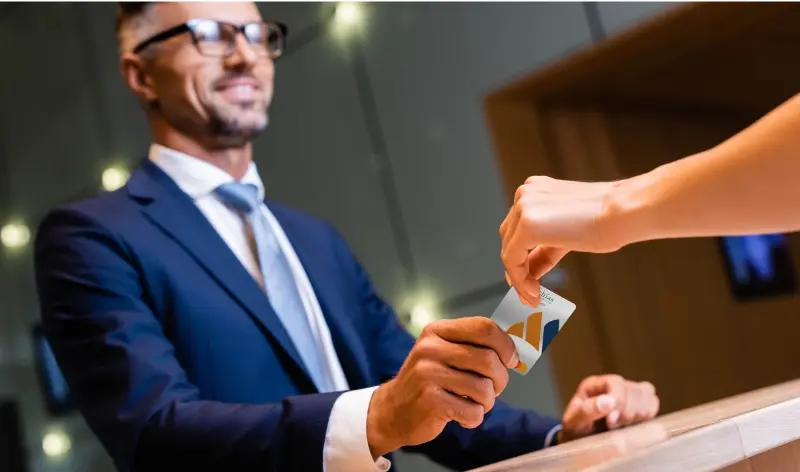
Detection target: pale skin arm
<box><xmin>501</xmin><ymin>93</ymin><xmax>800</xmax><ymax>306</ymax></box>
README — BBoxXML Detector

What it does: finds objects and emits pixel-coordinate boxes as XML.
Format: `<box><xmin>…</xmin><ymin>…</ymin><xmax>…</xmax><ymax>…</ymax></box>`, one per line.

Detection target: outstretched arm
<box><xmin>327</xmin><ymin>227</ymin><xmax>561</xmax><ymax>470</ymax></box>
<box><xmin>614</xmin><ymin>93</ymin><xmax>800</xmax><ymax>243</ymax></box>
<box><xmin>501</xmin><ymin>93</ymin><xmax>800</xmax><ymax>306</ymax></box>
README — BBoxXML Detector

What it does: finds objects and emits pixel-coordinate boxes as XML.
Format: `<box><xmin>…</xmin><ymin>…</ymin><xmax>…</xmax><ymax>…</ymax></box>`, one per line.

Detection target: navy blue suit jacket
<box><xmin>33</xmin><ymin>160</ymin><xmax>560</xmax><ymax>472</ymax></box>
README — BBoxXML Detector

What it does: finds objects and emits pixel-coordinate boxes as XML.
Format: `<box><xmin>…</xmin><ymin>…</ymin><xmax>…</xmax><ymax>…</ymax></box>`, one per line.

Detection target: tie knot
<box><xmin>215</xmin><ymin>182</ymin><xmax>261</xmax><ymax>214</ymax></box>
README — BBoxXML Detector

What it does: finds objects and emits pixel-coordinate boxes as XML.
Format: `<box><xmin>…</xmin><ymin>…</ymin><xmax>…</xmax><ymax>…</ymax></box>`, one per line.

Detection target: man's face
<box><xmin>130</xmin><ymin>2</ymin><xmax>276</xmax><ymax>147</ymax></box>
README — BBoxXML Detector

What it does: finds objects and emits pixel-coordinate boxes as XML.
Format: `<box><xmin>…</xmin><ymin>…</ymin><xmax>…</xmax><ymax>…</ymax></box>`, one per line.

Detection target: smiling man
<box><xmin>33</xmin><ymin>3</ymin><xmax>659</xmax><ymax>472</ymax></box>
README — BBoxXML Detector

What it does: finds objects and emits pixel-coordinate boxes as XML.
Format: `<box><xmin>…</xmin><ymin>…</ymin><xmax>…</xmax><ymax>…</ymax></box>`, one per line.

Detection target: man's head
<box><xmin>117</xmin><ymin>2</ymin><xmax>286</xmax><ymax>148</ymax></box>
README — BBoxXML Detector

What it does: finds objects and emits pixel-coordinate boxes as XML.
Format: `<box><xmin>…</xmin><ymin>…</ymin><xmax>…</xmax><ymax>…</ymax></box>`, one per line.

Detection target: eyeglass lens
<box><xmin>192</xmin><ymin>20</ymin><xmax>285</xmax><ymax>57</ymax></box>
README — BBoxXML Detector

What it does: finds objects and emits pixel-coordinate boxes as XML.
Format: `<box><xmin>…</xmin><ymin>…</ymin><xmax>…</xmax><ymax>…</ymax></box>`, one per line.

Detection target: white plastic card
<box><xmin>490</xmin><ymin>286</ymin><xmax>576</xmax><ymax>375</ymax></box>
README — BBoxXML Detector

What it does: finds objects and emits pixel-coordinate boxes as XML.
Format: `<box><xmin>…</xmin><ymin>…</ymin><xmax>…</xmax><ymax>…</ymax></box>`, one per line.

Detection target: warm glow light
<box><xmin>411</xmin><ymin>304</ymin><xmax>434</xmax><ymax>330</ymax></box>
<box><xmin>1</xmin><ymin>222</ymin><xmax>30</xmax><ymax>250</ymax></box>
<box><xmin>401</xmin><ymin>289</ymin><xmax>441</xmax><ymax>336</ymax></box>
<box><xmin>102</xmin><ymin>165</ymin><xmax>130</xmax><ymax>191</ymax></box>
<box><xmin>42</xmin><ymin>431</ymin><xmax>71</xmax><ymax>457</ymax></box>
<box><xmin>334</xmin><ymin>2</ymin><xmax>363</xmax><ymax>26</ymax></box>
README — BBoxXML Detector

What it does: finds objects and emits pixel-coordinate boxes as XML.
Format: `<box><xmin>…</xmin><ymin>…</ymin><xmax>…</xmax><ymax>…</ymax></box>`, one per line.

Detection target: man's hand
<box><xmin>499</xmin><ymin>176</ymin><xmax>627</xmax><ymax>306</ymax></box>
<box><xmin>366</xmin><ymin>317</ymin><xmax>519</xmax><ymax>458</ymax></box>
<box><xmin>557</xmin><ymin>375</ymin><xmax>660</xmax><ymax>444</ymax></box>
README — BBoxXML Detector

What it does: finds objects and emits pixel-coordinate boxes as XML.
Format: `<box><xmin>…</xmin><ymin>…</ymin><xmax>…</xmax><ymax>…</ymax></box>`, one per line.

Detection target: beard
<box><xmin>206</xmin><ymin>99</ymin><xmax>270</xmax><ymax>148</ymax></box>
<box><xmin>152</xmin><ymin>78</ymin><xmax>272</xmax><ymax>149</ymax></box>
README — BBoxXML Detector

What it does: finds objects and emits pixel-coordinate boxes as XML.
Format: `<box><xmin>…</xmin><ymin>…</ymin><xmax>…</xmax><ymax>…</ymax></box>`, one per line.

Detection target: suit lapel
<box><xmin>273</xmin><ymin>206</ymin><xmax>373</xmax><ymax>389</ymax></box>
<box><xmin>127</xmin><ymin>160</ymin><xmax>316</xmax><ymax>390</ymax></box>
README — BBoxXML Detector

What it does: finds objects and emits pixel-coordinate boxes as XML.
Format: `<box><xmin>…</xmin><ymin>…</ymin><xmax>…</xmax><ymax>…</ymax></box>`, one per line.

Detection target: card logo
<box><xmin>504</xmin><ymin>312</ymin><xmax>560</xmax><ymax>373</ymax></box>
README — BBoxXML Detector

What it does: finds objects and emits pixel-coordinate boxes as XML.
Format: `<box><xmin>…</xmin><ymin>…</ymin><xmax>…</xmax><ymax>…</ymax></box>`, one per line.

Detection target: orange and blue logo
<box><xmin>504</xmin><ymin>312</ymin><xmax>560</xmax><ymax>373</ymax></box>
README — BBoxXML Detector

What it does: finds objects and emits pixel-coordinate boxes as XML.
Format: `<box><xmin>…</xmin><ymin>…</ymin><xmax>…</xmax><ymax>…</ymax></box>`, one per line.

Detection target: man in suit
<box><xmin>33</xmin><ymin>2</ymin><xmax>660</xmax><ymax>471</ymax></box>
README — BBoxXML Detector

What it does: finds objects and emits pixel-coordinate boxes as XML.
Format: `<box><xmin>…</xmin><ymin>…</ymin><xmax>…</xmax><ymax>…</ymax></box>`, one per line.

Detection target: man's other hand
<box><xmin>558</xmin><ymin>375</ymin><xmax>660</xmax><ymax>444</ymax></box>
<box><xmin>366</xmin><ymin>317</ymin><xmax>519</xmax><ymax>458</ymax></box>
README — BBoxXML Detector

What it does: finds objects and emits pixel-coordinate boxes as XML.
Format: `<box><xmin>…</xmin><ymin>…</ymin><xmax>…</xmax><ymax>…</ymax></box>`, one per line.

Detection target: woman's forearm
<box><xmin>611</xmin><ymin>93</ymin><xmax>800</xmax><ymax>245</ymax></box>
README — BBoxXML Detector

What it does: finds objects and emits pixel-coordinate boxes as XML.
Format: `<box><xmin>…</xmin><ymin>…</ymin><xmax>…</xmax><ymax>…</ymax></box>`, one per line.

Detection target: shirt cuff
<box><xmin>323</xmin><ymin>386</ymin><xmax>391</xmax><ymax>472</ymax></box>
<box><xmin>544</xmin><ymin>424</ymin><xmax>562</xmax><ymax>448</ymax></box>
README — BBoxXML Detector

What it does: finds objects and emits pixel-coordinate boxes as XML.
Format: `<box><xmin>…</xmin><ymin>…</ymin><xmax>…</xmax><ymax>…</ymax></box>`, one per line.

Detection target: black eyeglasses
<box><xmin>133</xmin><ymin>19</ymin><xmax>288</xmax><ymax>59</ymax></box>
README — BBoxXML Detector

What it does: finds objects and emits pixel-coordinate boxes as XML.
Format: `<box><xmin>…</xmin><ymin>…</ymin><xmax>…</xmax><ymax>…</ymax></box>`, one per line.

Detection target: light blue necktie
<box><xmin>215</xmin><ymin>182</ymin><xmax>331</xmax><ymax>392</ymax></box>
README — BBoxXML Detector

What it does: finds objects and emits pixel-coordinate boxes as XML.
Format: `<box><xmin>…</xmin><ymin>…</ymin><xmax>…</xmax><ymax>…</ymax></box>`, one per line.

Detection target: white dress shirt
<box><xmin>150</xmin><ymin>144</ymin><xmax>390</xmax><ymax>472</ymax></box>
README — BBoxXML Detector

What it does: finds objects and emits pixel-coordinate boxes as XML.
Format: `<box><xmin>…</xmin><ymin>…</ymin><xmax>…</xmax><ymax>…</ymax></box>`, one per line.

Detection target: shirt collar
<box><xmin>149</xmin><ymin>143</ymin><xmax>266</xmax><ymax>201</ymax></box>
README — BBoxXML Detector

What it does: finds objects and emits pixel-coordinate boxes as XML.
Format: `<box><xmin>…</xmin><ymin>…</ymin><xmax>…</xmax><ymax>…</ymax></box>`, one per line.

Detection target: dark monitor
<box><xmin>719</xmin><ymin>234</ymin><xmax>797</xmax><ymax>301</ymax></box>
<box><xmin>31</xmin><ymin>325</ymin><xmax>74</xmax><ymax>416</ymax></box>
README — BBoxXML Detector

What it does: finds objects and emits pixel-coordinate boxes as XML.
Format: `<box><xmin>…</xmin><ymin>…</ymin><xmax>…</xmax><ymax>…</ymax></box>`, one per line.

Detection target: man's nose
<box><xmin>226</xmin><ymin>34</ymin><xmax>260</xmax><ymax>69</ymax></box>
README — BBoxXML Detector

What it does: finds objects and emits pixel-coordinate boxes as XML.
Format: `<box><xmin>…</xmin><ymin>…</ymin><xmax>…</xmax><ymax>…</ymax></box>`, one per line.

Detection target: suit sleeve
<box><xmin>328</xmin><ymin>226</ymin><xmax>562</xmax><ymax>470</ymax></box>
<box><xmin>34</xmin><ymin>208</ymin><xmax>343</xmax><ymax>472</ymax></box>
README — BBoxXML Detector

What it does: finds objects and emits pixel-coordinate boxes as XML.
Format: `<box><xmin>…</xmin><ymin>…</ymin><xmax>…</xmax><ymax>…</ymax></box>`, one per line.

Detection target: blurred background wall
<box><xmin>0</xmin><ymin>3</ymin><xmax>676</xmax><ymax>471</ymax></box>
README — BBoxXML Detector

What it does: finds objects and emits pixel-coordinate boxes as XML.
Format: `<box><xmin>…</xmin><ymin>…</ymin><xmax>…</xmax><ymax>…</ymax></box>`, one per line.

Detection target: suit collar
<box><xmin>129</xmin><ymin>159</ymin><xmax>374</xmax><ymax>390</ymax></box>
<box><xmin>127</xmin><ymin>160</ymin><xmax>319</xmax><ymax>392</ymax></box>
<box><xmin>145</xmin><ymin>144</ymin><xmax>266</xmax><ymax>201</ymax></box>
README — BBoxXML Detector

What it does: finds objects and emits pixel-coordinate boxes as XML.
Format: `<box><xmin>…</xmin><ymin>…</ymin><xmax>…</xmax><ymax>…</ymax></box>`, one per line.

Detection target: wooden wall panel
<box><xmin>485</xmin><ymin>2</ymin><xmax>800</xmax><ymax>419</ymax></box>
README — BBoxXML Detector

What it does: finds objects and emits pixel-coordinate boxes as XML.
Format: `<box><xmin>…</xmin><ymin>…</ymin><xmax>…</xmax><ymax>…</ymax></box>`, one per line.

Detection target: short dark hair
<box><xmin>115</xmin><ymin>2</ymin><xmax>154</xmax><ymax>51</ymax></box>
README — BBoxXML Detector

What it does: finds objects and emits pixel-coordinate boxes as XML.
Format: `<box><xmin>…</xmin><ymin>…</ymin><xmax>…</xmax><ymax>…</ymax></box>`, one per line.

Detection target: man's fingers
<box><xmin>563</xmin><ymin>394</ymin><xmax>617</xmax><ymax>427</ymax></box>
<box><xmin>562</xmin><ymin>376</ymin><xmax>661</xmax><ymax>442</ymax></box>
<box><xmin>646</xmin><ymin>391</ymin><xmax>660</xmax><ymax>420</ymax></box>
<box><xmin>612</xmin><ymin>382</ymin><xmax>660</xmax><ymax>427</ymax></box>
<box><xmin>578</xmin><ymin>375</ymin><xmax>627</xmax><ymax>400</ymax></box>
<box><xmin>438</xmin><ymin>388</ymin><xmax>485</xmax><ymax>429</ymax></box>
<box><xmin>591</xmin><ymin>395</ymin><xmax>618</xmax><ymax>421</ymax></box>
<box><xmin>436</xmin><ymin>365</ymin><xmax>497</xmax><ymax>414</ymax></box>
<box><xmin>440</xmin><ymin>343</ymin><xmax>509</xmax><ymax>397</ymax></box>
<box><xmin>576</xmin><ymin>375</ymin><xmax>629</xmax><ymax>428</ymax></box>
<box><xmin>610</xmin><ymin>385</ymin><xmax>641</xmax><ymax>429</ymax></box>
<box><xmin>576</xmin><ymin>378</ymin><xmax>659</xmax><ymax>429</ymax></box>
<box><xmin>428</xmin><ymin>318</ymin><xmax>519</xmax><ymax>370</ymax></box>
<box><xmin>639</xmin><ymin>381</ymin><xmax>656</xmax><ymax>395</ymax></box>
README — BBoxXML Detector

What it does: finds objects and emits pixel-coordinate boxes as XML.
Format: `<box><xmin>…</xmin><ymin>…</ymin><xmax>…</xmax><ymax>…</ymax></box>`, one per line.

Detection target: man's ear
<box><xmin>120</xmin><ymin>52</ymin><xmax>157</xmax><ymax>104</ymax></box>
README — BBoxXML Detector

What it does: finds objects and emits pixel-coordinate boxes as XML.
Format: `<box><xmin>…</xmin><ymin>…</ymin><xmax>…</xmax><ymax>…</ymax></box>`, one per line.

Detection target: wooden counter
<box><xmin>471</xmin><ymin>379</ymin><xmax>800</xmax><ymax>471</ymax></box>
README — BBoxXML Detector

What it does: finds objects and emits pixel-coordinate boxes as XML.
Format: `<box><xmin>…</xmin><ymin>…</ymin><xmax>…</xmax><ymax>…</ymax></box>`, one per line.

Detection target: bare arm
<box><xmin>501</xmin><ymin>93</ymin><xmax>800</xmax><ymax>306</ymax></box>
<box><xmin>614</xmin><ymin>93</ymin><xmax>800</xmax><ymax>244</ymax></box>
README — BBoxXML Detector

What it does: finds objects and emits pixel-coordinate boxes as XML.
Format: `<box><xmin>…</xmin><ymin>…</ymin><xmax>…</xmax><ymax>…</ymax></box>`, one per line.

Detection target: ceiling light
<box><xmin>42</xmin><ymin>431</ymin><xmax>71</xmax><ymax>457</ymax></box>
<box><xmin>102</xmin><ymin>165</ymin><xmax>130</xmax><ymax>192</ymax></box>
<box><xmin>1</xmin><ymin>222</ymin><xmax>30</xmax><ymax>250</ymax></box>
<box><xmin>410</xmin><ymin>304</ymin><xmax>434</xmax><ymax>330</ymax></box>
<box><xmin>334</xmin><ymin>2</ymin><xmax>363</xmax><ymax>26</ymax></box>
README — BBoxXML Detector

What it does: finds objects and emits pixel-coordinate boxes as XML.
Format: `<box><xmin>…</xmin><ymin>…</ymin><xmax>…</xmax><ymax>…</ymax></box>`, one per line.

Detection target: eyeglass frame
<box><xmin>132</xmin><ymin>18</ymin><xmax>289</xmax><ymax>58</ymax></box>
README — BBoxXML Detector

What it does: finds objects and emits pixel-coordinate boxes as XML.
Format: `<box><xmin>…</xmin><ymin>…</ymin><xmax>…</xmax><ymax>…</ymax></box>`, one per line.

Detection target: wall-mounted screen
<box><xmin>719</xmin><ymin>234</ymin><xmax>796</xmax><ymax>301</ymax></box>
